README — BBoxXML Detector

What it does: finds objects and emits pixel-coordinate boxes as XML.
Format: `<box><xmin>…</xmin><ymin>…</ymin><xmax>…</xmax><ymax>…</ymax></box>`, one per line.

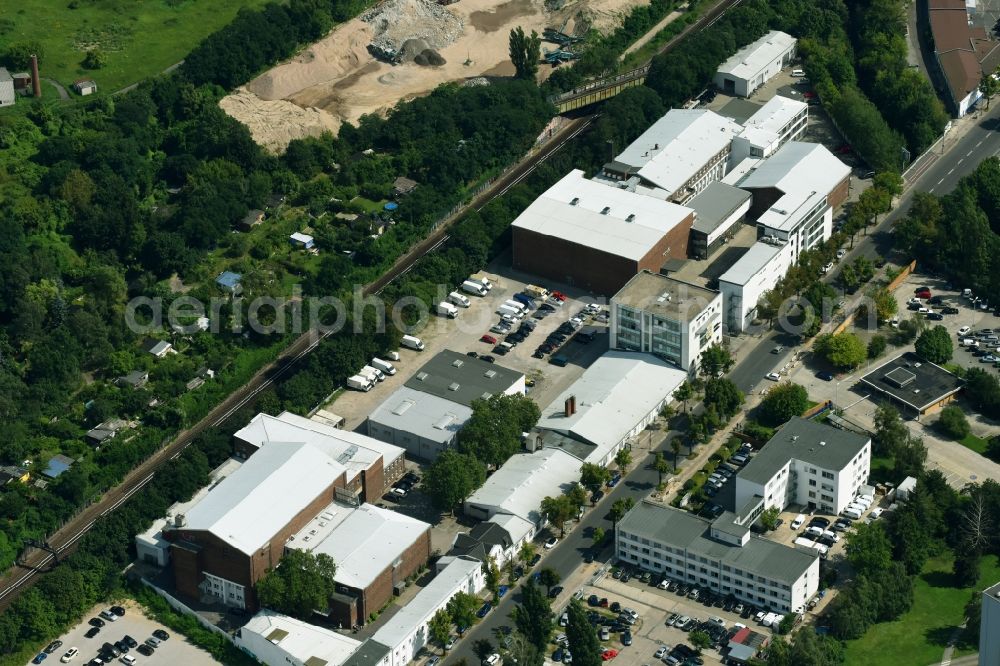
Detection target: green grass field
<box><xmin>2</xmin><ymin>0</ymin><xmax>272</xmax><ymax>95</ymax></box>
<box><xmin>960</xmin><ymin>433</ymin><xmax>989</xmax><ymax>455</ymax></box>
<box><xmin>843</xmin><ymin>553</ymin><xmax>1000</xmax><ymax>666</ymax></box>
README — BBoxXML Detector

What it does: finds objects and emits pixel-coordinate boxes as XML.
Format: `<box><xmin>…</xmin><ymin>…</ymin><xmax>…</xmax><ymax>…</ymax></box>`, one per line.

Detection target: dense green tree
<box><xmin>541</xmin><ymin>495</ymin><xmax>576</xmax><ymax>537</ymax></box>
<box><xmin>256</xmin><ymin>550</ymin><xmax>337</xmax><ymax>620</ymax></box>
<box><xmin>936</xmin><ymin>405</ymin><xmax>971</xmax><ymax>440</ymax></box>
<box><xmin>429</xmin><ymin>608</ymin><xmax>452</xmax><ymax>652</ymax></box>
<box><xmin>614</xmin><ymin>447</ymin><xmax>632</xmax><ymax>472</ymax></box>
<box><xmin>539</xmin><ymin>567</ymin><xmax>561</xmax><ymax>594</ymax></box>
<box><xmin>815</xmin><ymin>332</ymin><xmax>867</xmax><ymax>370</ymax></box>
<box><xmin>580</xmin><ymin>463</ymin><xmax>611</xmax><ymax>490</ymax></box>
<box><xmin>673</xmin><ymin>380</ymin><xmax>694</xmax><ymax>413</ymax></box>
<box><xmin>458</xmin><ymin>394</ymin><xmax>540</xmax><ymax>467</ymax></box>
<box><xmin>513</xmin><ymin>581</ymin><xmax>552</xmax><ymax>651</ymax></box>
<box><xmin>867</xmin><ymin>334</ymin><xmax>887</xmax><ymax>359</ymax></box>
<box><xmin>915</xmin><ymin>325</ymin><xmax>953</xmax><ymax>364</ymax></box>
<box><xmin>446</xmin><ymin>591</ymin><xmax>480</xmax><ymax>631</ymax></box>
<box><xmin>423</xmin><ymin>451</ymin><xmax>487</xmax><ymax>514</ymax></box>
<box><xmin>484</xmin><ymin>557</ymin><xmax>502</xmax><ymax>603</ymax></box>
<box><xmin>654</xmin><ymin>452</ymin><xmax>671</xmax><ymax>484</ymax></box>
<box><xmin>703</xmin><ymin>377</ymin><xmax>744</xmax><ymax>419</ymax></box>
<box><xmin>845</xmin><ymin>522</ymin><xmax>893</xmax><ymax>576</ymax></box>
<box><xmin>509</xmin><ymin>27</ymin><xmax>542</xmax><ymax>80</ymax></box>
<box><xmin>473</xmin><ymin>639</ymin><xmax>495</xmax><ymax>662</ymax></box>
<box><xmin>565</xmin><ymin>599</ymin><xmax>601</xmax><ymax>666</ymax></box>
<box><xmin>759</xmin><ymin>382</ymin><xmax>810</xmax><ymax>426</ymax></box>
<box><xmin>759</xmin><ymin>507</ymin><xmax>781</xmax><ymax>531</ymax></box>
<box><xmin>689</xmin><ymin>630</ymin><xmax>712</xmax><ymax>652</ymax></box>
<box><xmin>699</xmin><ymin>344</ymin><xmax>734</xmax><ymax>377</ymax></box>
<box><xmin>609</xmin><ymin>497</ymin><xmax>635</xmax><ymax>526</ymax></box>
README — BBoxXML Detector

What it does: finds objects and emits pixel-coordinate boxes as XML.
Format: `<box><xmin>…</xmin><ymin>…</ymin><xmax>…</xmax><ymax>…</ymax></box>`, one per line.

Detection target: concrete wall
<box><xmin>357</xmin><ymin>528</ymin><xmax>432</xmax><ymax>621</ymax></box>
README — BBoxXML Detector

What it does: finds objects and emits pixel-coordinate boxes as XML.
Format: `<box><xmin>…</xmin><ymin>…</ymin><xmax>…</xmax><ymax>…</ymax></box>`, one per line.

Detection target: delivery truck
<box><xmin>448</xmin><ymin>291</ymin><xmax>471</xmax><ymax>307</ymax></box>
<box><xmin>360</xmin><ymin>365</ymin><xmax>385</xmax><ymax>382</ymax></box>
<box><xmin>524</xmin><ymin>284</ymin><xmax>549</xmax><ymax>300</ymax></box>
<box><xmin>437</xmin><ymin>302</ymin><xmax>459</xmax><ymax>318</ymax></box>
<box><xmin>371</xmin><ymin>358</ymin><xmax>397</xmax><ymax>375</ymax></box>
<box><xmin>401</xmin><ymin>335</ymin><xmax>425</xmax><ymax>351</ymax></box>
<box><xmin>347</xmin><ymin>375</ymin><xmax>374</xmax><ymax>392</ymax></box>
<box><xmin>462</xmin><ymin>280</ymin><xmax>488</xmax><ymax>296</ymax></box>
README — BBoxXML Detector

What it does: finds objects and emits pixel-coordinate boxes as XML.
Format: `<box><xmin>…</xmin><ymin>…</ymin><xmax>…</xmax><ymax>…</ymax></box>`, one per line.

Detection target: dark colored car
<box><xmin>548</xmin><ymin>586</ymin><xmax>564</xmax><ymax>598</ymax></box>
<box><xmin>588</xmin><ymin>594</ymin><xmax>600</xmax><ymax>606</ymax></box>
<box><xmin>943</xmin><ymin>307</ymin><xmax>960</xmax><ymax>314</ymax></box>
<box><xmin>44</xmin><ymin>641</ymin><xmax>63</xmax><ymax>654</ymax></box>
<box><xmin>114</xmin><ymin>640</ymin><xmax>130</xmax><ymax>653</ymax></box>
<box><xmin>816</xmin><ymin>370</ymin><xmax>834</xmax><ymax>381</ymax></box>
<box><xmin>529</xmin><ymin>553</ymin><xmax>541</xmax><ymax>566</ymax></box>
<box><xmin>809</xmin><ymin>517</ymin><xmax>830</xmax><ymax>528</ymax></box>
<box><xmin>610</xmin><ymin>601</ymin><xmax>621</xmax><ymax>613</ymax></box>
<box><xmin>532</xmin><ymin>350</ymin><xmax>545</xmax><ymax>359</ymax></box>
<box><xmin>32</xmin><ymin>654</ymin><xmax>47</xmax><ymax>665</ymax></box>
<box><xmin>927</xmin><ymin>313</ymin><xmax>944</xmax><ymax>320</ymax></box>
<box><xmin>591</xmin><ymin>490</ymin><xmax>604</xmax><ymax>503</ymax></box>
<box><xmin>102</xmin><ymin>642</ymin><xmax>121</xmax><ymax>658</ymax></box>
<box><xmin>927</xmin><ymin>296</ymin><xmax>942</xmax><ymax>304</ymax></box>
<box><xmin>137</xmin><ymin>645</ymin><xmax>154</xmax><ymax>657</ymax></box>
<box><xmin>607</xmin><ymin>473</ymin><xmax>622</xmax><ymax>488</ymax></box>
<box><xmin>85</xmin><ymin>627</ymin><xmax>101</xmax><ymax>639</ymax></box>
<box><xmin>481</xmin><ymin>355</ymin><xmax>495</xmax><ymax>364</ymax></box>
<box><xmin>476</xmin><ymin>602</ymin><xmax>492</xmax><ymax>618</ymax></box>
<box><xmin>123</xmin><ymin>635</ymin><xmax>138</xmax><ymax>649</ymax></box>
<box><xmin>110</xmin><ymin>606</ymin><xmax>125</xmax><ymax>617</ymax></box>
<box><xmin>89</xmin><ymin>618</ymin><xmax>105</xmax><ymax>628</ymax></box>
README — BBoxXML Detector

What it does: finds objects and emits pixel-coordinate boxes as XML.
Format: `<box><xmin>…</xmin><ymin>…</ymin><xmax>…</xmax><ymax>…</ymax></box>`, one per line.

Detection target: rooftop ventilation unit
<box><xmin>448</xmin><ymin>382</ymin><xmax>460</xmax><ymax>391</ymax></box>
<box><xmin>484</xmin><ymin>369</ymin><xmax>497</xmax><ymax>378</ymax></box>
<box><xmin>416</xmin><ymin>372</ymin><xmax>429</xmax><ymax>381</ymax></box>
<box><xmin>452</xmin><ymin>359</ymin><xmax>464</xmax><ymax>368</ymax></box>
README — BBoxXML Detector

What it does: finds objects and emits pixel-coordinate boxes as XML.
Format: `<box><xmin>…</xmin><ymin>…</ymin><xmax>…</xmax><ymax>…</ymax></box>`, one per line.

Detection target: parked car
<box><xmin>85</xmin><ymin>628</ymin><xmax>100</xmax><ymax>639</ymax></box>
<box><xmin>545</xmin><ymin>536</ymin><xmax>559</xmax><ymax>549</ymax></box>
<box><xmin>136</xmin><ymin>645</ymin><xmax>154</xmax><ymax>657</ymax></box>
<box><xmin>59</xmin><ymin>648</ymin><xmax>79</xmax><ymax>663</ymax></box>
<box><xmin>765</xmin><ymin>372</ymin><xmax>781</xmax><ymax>381</ymax></box>
<box><xmin>816</xmin><ymin>371</ymin><xmax>834</xmax><ymax>381</ymax></box>
<box><xmin>476</xmin><ymin>602</ymin><xmax>492</xmax><ymax>618</ymax></box>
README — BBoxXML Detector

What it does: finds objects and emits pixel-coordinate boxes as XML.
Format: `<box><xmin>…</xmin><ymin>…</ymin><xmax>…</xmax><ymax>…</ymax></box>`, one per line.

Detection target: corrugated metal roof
<box><xmin>240</xmin><ymin>610</ymin><xmax>362</xmax><ymax>665</ymax></box>
<box><xmin>368</xmin><ymin>386</ymin><xmax>473</xmax><ymax>445</ymax></box>
<box><xmin>716</xmin><ymin>31</ymin><xmax>797</xmax><ymax>80</ymax></box>
<box><xmin>465</xmin><ymin>449</ymin><xmax>583</xmax><ymax>525</ymax></box>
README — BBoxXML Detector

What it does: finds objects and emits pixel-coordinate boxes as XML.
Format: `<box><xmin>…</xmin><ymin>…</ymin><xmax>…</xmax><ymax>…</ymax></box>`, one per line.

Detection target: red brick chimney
<box><xmin>30</xmin><ymin>55</ymin><xmax>41</xmax><ymax>98</ymax></box>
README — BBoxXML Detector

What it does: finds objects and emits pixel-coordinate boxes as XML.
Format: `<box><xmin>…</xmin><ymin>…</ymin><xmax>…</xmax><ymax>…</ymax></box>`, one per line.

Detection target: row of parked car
<box><xmin>383</xmin><ymin>470</ymin><xmax>420</xmax><ymax>502</ymax></box>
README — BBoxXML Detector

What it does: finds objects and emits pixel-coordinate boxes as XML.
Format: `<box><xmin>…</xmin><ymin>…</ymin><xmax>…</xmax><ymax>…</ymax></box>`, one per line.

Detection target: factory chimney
<box><xmin>30</xmin><ymin>55</ymin><xmax>41</xmax><ymax>98</ymax></box>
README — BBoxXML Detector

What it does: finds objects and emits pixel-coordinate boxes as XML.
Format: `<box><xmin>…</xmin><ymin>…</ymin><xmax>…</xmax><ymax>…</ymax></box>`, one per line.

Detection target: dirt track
<box><xmin>222</xmin><ymin>0</ymin><xmax>647</xmax><ymax>152</ymax></box>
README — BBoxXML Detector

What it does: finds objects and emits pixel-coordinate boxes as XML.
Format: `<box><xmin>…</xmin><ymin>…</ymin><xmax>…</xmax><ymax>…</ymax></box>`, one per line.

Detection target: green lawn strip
<box><xmin>4</xmin><ymin>0</ymin><xmax>272</xmax><ymax>94</ymax></box>
<box><xmin>843</xmin><ymin>554</ymin><xmax>1000</xmax><ymax>666</ymax></box>
<box><xmin>959</xmin><ymin>433</ymin><xmax>989</xmax><ymax>455</ymax></box>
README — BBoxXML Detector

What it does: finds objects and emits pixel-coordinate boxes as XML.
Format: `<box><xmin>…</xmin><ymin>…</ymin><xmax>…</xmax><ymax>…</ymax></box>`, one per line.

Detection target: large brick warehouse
<box><xmin>511</xmin><ymin>170</ymin><xmax>695</xmax><ymax>296</ymax></box>
<box><xmin>161</xmin><ymin>438</ymin><xmax>430</xmax><ymax>624</ymax></box>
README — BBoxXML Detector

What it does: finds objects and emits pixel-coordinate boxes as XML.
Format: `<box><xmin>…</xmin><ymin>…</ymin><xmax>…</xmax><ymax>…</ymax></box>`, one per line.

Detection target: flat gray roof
<box><xmin>342</xmin><ymin>641</ymin><xmax>392</xmax><ymax>666</ymax></box>
<box><xmin>405</xmin><ymin>349</ymin><xmax>523</xmax><ymax>407</ymax></box>
<box><xmin>717</xmin><ymin>240</ymin><xmax>788</xmax><ymax>287</ymax></box>
<box><xmin>859</xmin><ymin>352</ymin><xmax>963</xmax><ymax>412</ymax></box>
<box><xmin>688</xmin><ymin>183</ymin><xmax>753</xmax><ymax>235</ymax></box>
<box><xmin>613</xmin><ymin>270</ymin><xmax>720</xmax><ymax>323</ymax></box>
<box><xmin>368</xmin><ymin>386</ymin><xmax>473</xmax><ymax>445</ymax></box>
<box><xmin>620</xmin><ymin>501</ymin><xmax>816</xmax><ymax>585</ymax></box>
<box><xmin>712</xmin><ymin>511</ymin><xmax>750</xmax><ymax>540</ymax></box>
<box><xmin>739</xmin><ymin>418</ymin><xmax>870</xmax><ymax>485</ymax></box>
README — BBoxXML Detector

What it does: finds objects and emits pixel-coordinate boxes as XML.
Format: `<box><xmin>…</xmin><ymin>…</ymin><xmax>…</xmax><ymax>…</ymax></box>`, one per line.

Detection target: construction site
<box><xmin>220</xmin><ymin>0</ymin><xmax>649</xmax><ymax>152</ymax></box>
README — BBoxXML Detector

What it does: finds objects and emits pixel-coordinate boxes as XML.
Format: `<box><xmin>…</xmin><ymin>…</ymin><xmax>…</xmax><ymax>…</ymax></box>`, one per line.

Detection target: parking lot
<box><xmin>329</xmin><ymin>257</ymin><xmax>612</xmax><ymax>435</ymax></box>
<box><xmin>27</xmin><ymin>598</ymin><xmax>217</xmax><ymax>666</ymax></box>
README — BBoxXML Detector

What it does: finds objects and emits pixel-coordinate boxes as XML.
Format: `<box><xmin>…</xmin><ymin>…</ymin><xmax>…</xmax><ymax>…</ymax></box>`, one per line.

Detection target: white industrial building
<box><xmin>730</xmin><ymin>95</ymin><xmax>809</xmax><ymax>163</ymax></box>
<box><xmin>236</xmin><ymin>610</ymin><xmax>364</xmax><ymax>666</ymax></box>
<box><xmin>372</xmin><ymin>556</ymin><xmax>485</xmax><ymax>666</ymax></box>
<box><xmin>464</xmin><ymin>448</ymin><xmax>583</xmax><ymax>529</ymax></box>
<box><xmin>685</xmin><ymin>182</ymin><xmax>753</xmax><ymax>260</ymax></box>
<box><xmin>617</xmin><ymin>501</ymin><xmax>818</xmax><ymax>613</ymax></box>
<box><xmin>980</xmin><ymin>581</ymin><xmax>1000</xmax><ymax>665</ymax></box>
<box><xmin>536</xmin><ymin>351</ymin><xmax>688</xmax><ymax>467</ymax></box>
<box><xmin>598</xmin><ymin>110</ymin><xmax>744</xmax><ymax>204</ymax></box>
<box><xmin>610</xmin><ymin>270</ymin><xmax>723</xmax><ymax>372</ymax></box>
<box><xmin>717</xmin><ymin>238</ymin><xmax>795</xmax><ymax>334</ymax></box>
<box><xmin>736</xmin><ymin>141</ymin><xmax>851</xmax><ymax>262</ymax></box>
<box><xmin>714</xmin><ymin>31</ymin><xmax>797</xmax><ymax>98</ymax></box>
<box><xmin>367</xmin><ymin>350</ymin><xmax>525</xmax><ymax>460</ymax></box>
<box><xmin>734</xmin><ymin>418</ymin><xmax>872</xmax><ymax>516</ymax></box>
<box><xmin>0</xmin><ymin>68</ymin><xmax>14</xmax><ymax>107</ymax></box>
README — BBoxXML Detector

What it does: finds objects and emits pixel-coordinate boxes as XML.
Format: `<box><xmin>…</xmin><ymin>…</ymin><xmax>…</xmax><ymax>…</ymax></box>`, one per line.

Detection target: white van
<box><xmin>805</xmin><ymin>526</ymin><xmax>823</xmax><ymax>538</ymax></box>
<box><xmin>792</xmin><ymin>68</ymin><xmax>805</xmax><ymax>77</ymax></box>
<box><xmin>502</xmin><ymin>299</ymin><xmax>526</xmax><ymax>313</ymax></box>
<box><xmin>791</xmin><ymin>514</ymin><xmax>806</xmax><ymax>530</ymax></box>
<box><xmin>843</xmin><ymin>508</ymin><xmax>862</xmax><ymax>520</ymax></box>
<box><xmin>448</xmin><ymin>291</ymin><xmax>471</xmax><ymax>308</ymax></box>
<box><xmin>462</xmin><ymin>280</ymin><xmax>488</xmax><ymax>296</ymax></box>
<box><xmin>360</xmin><ymin>365</ymin><xmax>385</xmax><ymax>382</ymax></box>
<box><xmin>401</xmin><ymin>335</ymin><xmax>424</xmax><ymax>351</ymax></box>
<box><xmin>371</xmin><ymin>358</ymin><xmax>397</xmax><ymax>375</ymax></box>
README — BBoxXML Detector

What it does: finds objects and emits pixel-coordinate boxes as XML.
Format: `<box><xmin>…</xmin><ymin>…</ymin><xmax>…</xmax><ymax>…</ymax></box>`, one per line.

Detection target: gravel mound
<box><xmin>363</xmin><ymin>0</ymin><xmax>464</xmax><ymax>54</ymax></box>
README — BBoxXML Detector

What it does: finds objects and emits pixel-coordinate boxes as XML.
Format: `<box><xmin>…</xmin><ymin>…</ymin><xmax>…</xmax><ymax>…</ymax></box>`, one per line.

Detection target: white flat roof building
<box><xmin>536</xmin><ymin>351</ymin><xmax>688</xmax><ymax>467</ymax></box>
<box><xmin>717</xmin><ymin>238</ymin><xmax>795</xmax><ymax>334</ymax></box>
<box><xmin>731</xmin><ymin>96</ymin><xmax>808</xmax><ymax>163</ymax></box>
<box><xmin>288</xmin><ymin>502</ymin><xmax>430</xmax><ymax>591</ymax></box>
<box><xmin>610</xmin><ymin>271</ymin><xmax>724</xmax><ymax>372</ymax></box>
<box><xmin>367</xmin><ymin>387</ymin><xmax>472</xmax><ymax>461</ymax></box>
<box><xmin>236</xmin><ymin>610</ymin><xmax>363</xmax><ymax>666</ymax></box>
<box><xmin>373</xmin><ymin>556</ymin><xmax>485</xmax><ymax>666</ymax></box>
<box><xmin>178</xmin><ymin>441</ymin><xmax>348</xmax><ymax>556</ymax></box>
<box><xmin>735</xmin><ymin>418</ymin><xmax>872</xmax><ymax>516</ymax></box>
<box><xmin>464</xmin><ymin>448</ymin><xmax>583</xmax><ymax>527</ymax></box>
<box><xmin>736</xmin><ymin>141</ymin><xmax>850</xmax><ymax>260</ymax></box>
<box><xmin>714</xmin><ymin>31</ymin><xmax>797</xmax><ymax>98</ymax></box>
<box><xmin>601</xmin><ymin>111</ymin><xmax>743</xmax><ymax>202</ymax></box>
<box><xmin>511</xmin><ymin>169</ymin><xmax>694</xmax><ymax>261</ymax></box>
<box><xmin>235</xmin><ymin>412</ymin><xmax>405</xmax><ymax>495</ymax></box>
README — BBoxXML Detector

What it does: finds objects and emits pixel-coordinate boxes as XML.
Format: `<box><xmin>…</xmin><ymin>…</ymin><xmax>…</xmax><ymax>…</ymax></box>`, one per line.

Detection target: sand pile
<box><xmin>219</xmin><ymin>88</ymin><xmax>341</xmax><ymax>154</ymax></box>
<box><xmin>363</xmin><ymin>0</ymin><xmax>465</xmax><ymax>53</ymax></box>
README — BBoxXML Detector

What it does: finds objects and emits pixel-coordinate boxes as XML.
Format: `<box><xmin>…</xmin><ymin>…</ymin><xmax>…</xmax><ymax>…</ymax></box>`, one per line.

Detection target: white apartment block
<box><xmin>717</xmin><ymin>237</ymin><xmax>795</xmax><ymax>334</ymax></box>
<box><xmin>617</xmin><ymin>501</ymin><xmax>818</xmax><ymax>613</ymax></box>
<box><xmin>734</xmin><ymin>418</ymin><xmax>871</xmax><ymax>516</ymax></box>
<box><xmin>714</xmin><ymin>31</ymin><xmax>797</xmax><ymax>98</ymax></box>
<box><xmin>610</xmin><ymin>270</ymin><xmax>723</xmax><ymax>373</ymax></box>
<box><xmin>730</xmin><ymin>95</ymin><xmax>808</xmax><ymax>163</ymax></box>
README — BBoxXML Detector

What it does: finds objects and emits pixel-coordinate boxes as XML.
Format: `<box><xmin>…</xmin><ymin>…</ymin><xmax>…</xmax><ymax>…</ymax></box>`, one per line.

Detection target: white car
<box><xmin>61</xmin><ymin>648</ymin><xmax>79</xmax><ymax>663</ymax></box>
<box><xmin>821</xmin><ymin>262</ymin><xmax>834</xmax><ymax>274</ymax></box>
<box><xmin>120</xmin><ymin>656</ymin><xmax>137</xmax><ymax>666</ymax></box>
<box><xmin>483</xmin><ymin>653</ymin><xmax>501</xmax><ymax>666</ymax></box>
<box><xmin>870</xmin><ymin>507</ymin><xmax>884</xmax><ymax>519</ymax></box>
<box><xmin>544</xmin><ymin>536</ymin><xmax>558</xmax><ymax>549</ymax></box>
<box><xmin>765</xmin><ymin>372</ymin><xmax>781</xmax><ymax>381</ymax></box>
<box><xmin>836</xmin><ymin>249</ymin><xmax>847</xmax><ymax>259</ymax></box>
<box><xmin>959</xmin><ymin>326</ymin><xmax>972</xmax><ymax>336</ymax></box>
<box><xmin>655</xmin><ymin>646</ymin><xmax>669</xmax><ymax>660</ymax></box>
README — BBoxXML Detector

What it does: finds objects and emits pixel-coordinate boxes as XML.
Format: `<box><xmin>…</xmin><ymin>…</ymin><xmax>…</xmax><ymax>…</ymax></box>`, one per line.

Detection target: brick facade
<box><xmin>512</xmin><ymin>212</ymin><xmax>694</xmax><ymax>296</ymax></box>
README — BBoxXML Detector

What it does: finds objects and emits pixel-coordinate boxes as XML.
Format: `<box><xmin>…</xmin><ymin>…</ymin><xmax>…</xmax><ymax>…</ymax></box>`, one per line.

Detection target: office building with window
<box><xmin>713</xmin><ymin>31</ymin><xmax>797</xmax><ymax>98</ymax></box>
<box><xmin>730</xmin><ymin>95</ymin><xmax>808</xmax><ymax>163</ymax></box>
<box><xmin>616</xmin><ymin>501</ymin><xmax>818</xmax><ymax>613</ymax></box>
<box><xmin>734</xmin><ymin>418</ymin><xmax>871</xmax><ymax>516</ymax></box>
<box><xmin>610</xmin><ymin>271</ymin><xmax>723</xmax><ymax>372</ymax></box>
